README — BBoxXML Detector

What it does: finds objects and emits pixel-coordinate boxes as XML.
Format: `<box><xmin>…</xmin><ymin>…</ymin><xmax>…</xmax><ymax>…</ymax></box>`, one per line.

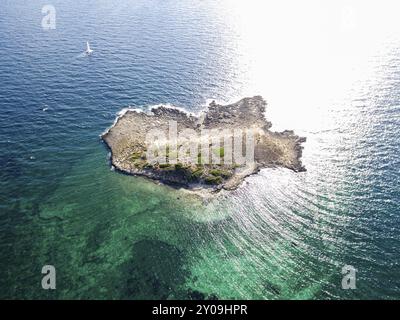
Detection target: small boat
<box><xmin>85</xmin><ymin>41</ymin><xmax>93</xmax><ymax>55</ymax></box>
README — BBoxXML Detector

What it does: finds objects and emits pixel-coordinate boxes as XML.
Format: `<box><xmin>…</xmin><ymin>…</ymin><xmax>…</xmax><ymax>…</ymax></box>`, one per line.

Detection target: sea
<box><xmin>0</xmin><ymin>0</ymin><xmax>399</xmax><ymax>299</ymax></box>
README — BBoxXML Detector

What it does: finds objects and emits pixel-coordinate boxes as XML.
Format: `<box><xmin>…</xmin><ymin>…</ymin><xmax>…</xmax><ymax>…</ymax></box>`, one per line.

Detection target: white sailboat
<box><xmin>85</xmin><ymin>41</ymin><xmax>93</xmax><ymax>55</ymax></box>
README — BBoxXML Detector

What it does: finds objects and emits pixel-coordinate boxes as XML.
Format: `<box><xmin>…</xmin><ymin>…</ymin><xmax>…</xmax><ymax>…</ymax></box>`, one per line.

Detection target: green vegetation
<box><xmin>209</xmin><ymin>169</ymin><xmax>231</xmax><ymax>178</ymax></box>
<box><xmin>159</xmin><ymin>163</ymin><xmax>173</xmax><ymax>169</ymax></box>
<box><xmin>174</xmin><ymin>163</ymin><xmax>184</xmax><ymax>170</ymax></box>
<box><xmin>131</xmin><ymin>159</ymin><xmax>147</xmax><ymax>169</ymax></box>
<box><xmin>164</xmin><ymin>145</ymin><xmax>178</xmax><ymax>160</ymax></box>
<box><xmin>204</xmin><ymin>175</ymin><xmax>223</xmax><ymax>185</ymax></box>
<box><xmin>197</xmin><ymin>152</ymin><xmax>203</xmax><ymax>165</ymax></box>
<box><xmin>191</xmin><ymin>168</ymin><xmax>204</xmax><ymax>179</ymax></box>
<box><xmin>212</xmin><ymin>147</ymin><xmax>225</xmax><ymax>158</ymax></box>
<box><xmin>130</xmin><ymin>152</ymin><xmax>143</xmax><ymax>161</ymax></box>
<box><xmin>129</xmin><ymin>151</ymin><xmax>147</xmax><ymax>169</ymax></box>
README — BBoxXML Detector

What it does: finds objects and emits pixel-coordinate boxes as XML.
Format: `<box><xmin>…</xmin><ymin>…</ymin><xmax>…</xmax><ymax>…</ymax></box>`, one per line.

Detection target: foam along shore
<box><xmin>101</xmin><ymin>96</ymin><xmax>306</xmax><ymax>192</ymax></box>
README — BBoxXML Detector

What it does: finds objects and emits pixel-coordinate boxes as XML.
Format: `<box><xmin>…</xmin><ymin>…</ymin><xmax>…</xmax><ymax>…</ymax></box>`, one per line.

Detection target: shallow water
<box><xmin>0</xmin><ymin>0</ymin><xmax>399</xmax><ymax>299</ymax></box>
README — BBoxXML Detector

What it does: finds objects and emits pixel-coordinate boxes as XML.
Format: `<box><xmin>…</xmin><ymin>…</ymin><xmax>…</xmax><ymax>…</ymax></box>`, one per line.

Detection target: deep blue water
<box><xmin>0</xmin><ymin>0</ymin><xmax>399</xmax><ymax>299</ymax></box>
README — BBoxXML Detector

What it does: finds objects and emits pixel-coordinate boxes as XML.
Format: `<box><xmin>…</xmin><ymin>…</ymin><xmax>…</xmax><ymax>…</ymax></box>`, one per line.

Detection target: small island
<box><xmin>102</xmin><ymin>96</ymin><xmax>306</xmax><ymax>192</ymax></box>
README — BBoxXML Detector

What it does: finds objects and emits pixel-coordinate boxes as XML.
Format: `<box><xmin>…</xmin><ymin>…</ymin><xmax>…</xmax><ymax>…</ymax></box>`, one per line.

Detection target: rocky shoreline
<box><xmin>101</xmin><ymin>96</ymin><xmax>306</xmax><ymax>192</ymax></box>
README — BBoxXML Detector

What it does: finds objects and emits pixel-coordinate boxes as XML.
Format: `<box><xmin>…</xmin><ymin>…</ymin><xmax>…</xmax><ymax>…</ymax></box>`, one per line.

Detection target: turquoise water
<box><xmin>0</xmin><ymin>0</ymin><xmax>399</xmax><ymax>299</ymax></box>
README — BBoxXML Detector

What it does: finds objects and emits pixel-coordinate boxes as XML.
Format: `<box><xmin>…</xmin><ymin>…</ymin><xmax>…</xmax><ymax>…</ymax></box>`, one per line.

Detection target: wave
<box><xmin>100</xmin><ymin>102</ymin><xmax>208</xmax><ymax>137</ymax></box>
